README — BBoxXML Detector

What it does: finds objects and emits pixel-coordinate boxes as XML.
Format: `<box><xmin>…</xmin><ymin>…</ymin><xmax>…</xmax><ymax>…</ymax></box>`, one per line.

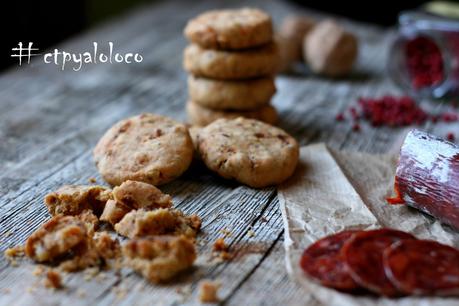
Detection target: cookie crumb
<box><xmin>76</xmin><ymin>288</ymin><xmax>86</xmax><ymax>298</ymax></box>
<box><xmin>88</xmin><ymin>177</ymin><xmax>97</xmax><ymax>184</ymax></box>
<box><xmin>212</xmin><ymin>238</ymin><xmax>232</xmax><ymax>261</ymax></box>
<box><xmin>112</xmin><ymin>285</ymin><xmax>127</xmax><ymax>300</ymax></box>
<box><xmin>94</xmin><ymin>232</ymin><xmax>121</xmax><ymax>260</ymax></box>
<box><xmin>4</xmin><ymin>245</ymin><xmax>24</xmax><ymax>258</ymax></box>
<box><xmin>44</xmin><ymin>270</ymin><xmax>63</xmax><ymax>289</ymax></box>
<box><xmin>198</xmin><ymin>279</ymin><xmax>221</xmax><ymax>303</ymax></box>
<box><xmin>219</xmin><ymin>228</ymin><xmax>232</xmax><ymax>237</ymax></box>
<box><xmin>212</xmin><ymin>238</ymin><xmax>228</xmax><ymax>252</ymax></box>
<box><xmin>32</xmin><ymin>266</ymin><xmax>45</xmax><ymax>276</ymax></box>
<box><xmin>83</xmin><ymin>267</ymin><xmax>99</xmax><ymax>281</ymax></box>
<box><xmin>247</xmin><ymin>230</ymin><xmax>256</xmax><ymax>237</ymax></box>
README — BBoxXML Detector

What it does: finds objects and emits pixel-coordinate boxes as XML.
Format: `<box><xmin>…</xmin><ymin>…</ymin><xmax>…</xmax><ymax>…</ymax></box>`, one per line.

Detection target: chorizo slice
<box><xmin>300</xmin><ymin>230</ymin><xmax>360</xmax><ymax>291</ymax></box>
<box><xmin>383</xmin><ymin>239</ymin><xmax>459</xmax><ymax>296</ymax></box>
<box><xmin>342</xmin><ymin>228</ymin><xmax>416</xmax><ymax>297</ymax></box>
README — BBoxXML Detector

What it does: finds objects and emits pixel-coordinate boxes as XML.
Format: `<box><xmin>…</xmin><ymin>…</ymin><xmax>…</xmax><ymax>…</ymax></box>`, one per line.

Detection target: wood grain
<box><xmin>1</xmin><ymin>0</ymin><xmax>458</xmax><ymax>305</ymax></box>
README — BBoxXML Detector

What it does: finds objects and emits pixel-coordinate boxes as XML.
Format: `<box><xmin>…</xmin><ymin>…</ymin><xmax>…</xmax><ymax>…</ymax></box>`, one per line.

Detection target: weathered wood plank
<box><xmin>1</xmin><ymin>0</ymin><xmax>458</xmax><ymax>305</ymax></box>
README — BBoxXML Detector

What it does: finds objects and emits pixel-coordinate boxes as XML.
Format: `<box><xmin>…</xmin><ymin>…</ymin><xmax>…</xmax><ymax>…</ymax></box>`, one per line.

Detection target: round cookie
<box><xmin>197</xmin><ymin>118</ymin><xmax>299</xmax><ymax>188</ymax></box>
<box><xmin>188</xmin><ymin>76</ymin><xmax>276</xmax><ymax>110</ymax></box>
<box><xmin>183</xmin><ymin>43</ymin><xmax>280</xmax><ymax>80</ymax></box>
<box><xmin>187</xmin><ymin>100</ymin><xmax>278</xmax><ymax>126</ymax></box>
<box><xmin>93</xmin><ymin>113</ymin><xmax>193</xmax><ymax>186</ymax></box>
<box><xmin>304</xmin><ymin>20</ymin><xmax>358</xmax><ymax>77</ymax></box>
<box><xmin>184</xmin><ymin>8</ymin><xmax>273</xmax><ymax>50</ymax></box>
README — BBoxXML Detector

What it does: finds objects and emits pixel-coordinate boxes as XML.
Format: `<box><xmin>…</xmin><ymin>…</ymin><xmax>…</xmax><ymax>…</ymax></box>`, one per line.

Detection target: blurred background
<box><xmin>2</xmin><ymin>0</ymin><xmax>429</xmax><ymax>71</ymax></box>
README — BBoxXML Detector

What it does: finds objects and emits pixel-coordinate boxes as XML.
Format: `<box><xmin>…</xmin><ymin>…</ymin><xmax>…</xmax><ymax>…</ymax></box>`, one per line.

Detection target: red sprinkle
<box><xmin>447</xmin><ymin>132</ymin><xmax>455</xmax><ymax>142</ymax></box>
<box><xmin>357</xmin><ymin>96</ymin><xmax>428</xmax><ymax>127</ymax></box>
<box><xmin>335</xmin><ymin>113</ymin><xmax>345</xmax><ymax>122</ymax></box>
<box><xmin>352</xmin><ymin>123</ymin><xmax>361</xmax><ymax>132</ymax></box>
<box><xmin>345</xmin><ymin>95</ymin><xmax>458</xmax><ymax>131</ymax></box>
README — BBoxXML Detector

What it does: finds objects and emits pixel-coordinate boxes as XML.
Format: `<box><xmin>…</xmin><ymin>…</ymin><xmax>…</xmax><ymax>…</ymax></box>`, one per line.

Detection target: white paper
<box><xmin>278</xmin><ymin>143</ymin><xmax>459</xmax><ymax>306</ymax></box>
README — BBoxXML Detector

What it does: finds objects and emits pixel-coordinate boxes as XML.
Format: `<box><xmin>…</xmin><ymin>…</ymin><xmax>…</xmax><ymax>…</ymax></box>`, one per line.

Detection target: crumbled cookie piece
<box><xmin>44</xmin><ymin>185</ymin><xmax>111</xmax><ymax>217</ymax></box>
<box><xmin>198</xmin><ymin>279</ymin><xmax>221</xmax><ymax>303</ymax></box>
<box><xmin>58</xmin><ymin>238</ymin><xmax>101</xmax><ymax>272</ymax></box>
<box><xmin>114</xmin><ymin>208</ymin><xmax>201</xmax><ymax>239</ymax></box>
<box><xmin>44</xmin><ymin>270</ymin><xmax>63</xmax><ymax>289</ymax></box>
<box><xmin>122</xmin><ymin>236</ymin><xmax>196</xmax><ymax>283</ymax></box>
<box><xmin>77</xmin><ymin>210</ymin><xmax>99</xmax><ymax>236</ymax></box>
<box><xmin>94</xmin><ymin>232</ymin><xmax>121</xmax><ymax>260</ymax></box>
<box><xmin>113</xmin><ymin>180</ymin><xmax>172</xmax><ymax>210</ymax></box>
<box><xmin>25</xmin><ymin>215</ymin><xmax>87</xmax><ymax>262</ymax></box>
<box><xmin>100</xmin><ymin>199</ymin><xmax>131</xmax><ymax>226</ymax></box>
<box><xmin>25</xmin><ymin>215</ymin><xmax>101</xmax><ymax>271</ymax></box>
<box><xmin>101</xmin><ymin>181</ymin><xmax>173</xmax><ymax>225</ymax></box>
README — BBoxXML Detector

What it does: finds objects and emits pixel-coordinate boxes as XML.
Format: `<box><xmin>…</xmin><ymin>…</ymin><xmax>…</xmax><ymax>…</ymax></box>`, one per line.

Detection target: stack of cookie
<box><xmin>183</xmin><ymin>8</ymin><xmax>280</xmax><ymax>126</ymax></box>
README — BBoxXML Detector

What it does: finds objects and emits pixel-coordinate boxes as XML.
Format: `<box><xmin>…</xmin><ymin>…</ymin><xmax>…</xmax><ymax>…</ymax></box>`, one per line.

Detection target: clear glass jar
<box><xmin>388</xmin><ymin>11</ymin><xmax>459</xmax><ymax>99</ymax></box>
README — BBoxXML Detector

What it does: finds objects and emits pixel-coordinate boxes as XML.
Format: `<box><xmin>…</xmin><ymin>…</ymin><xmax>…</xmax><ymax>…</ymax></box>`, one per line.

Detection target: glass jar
<box><xmin>388</xmin><ymin>11</ymin><xmax>459</xmax><ymax>99</ymax></box>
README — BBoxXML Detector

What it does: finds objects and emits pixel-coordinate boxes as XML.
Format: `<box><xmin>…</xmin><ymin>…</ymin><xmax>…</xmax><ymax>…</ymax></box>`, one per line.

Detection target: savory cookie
<box><xmin>187</xmin><ymin>100</ymin><xmax>278</xmax><ymax>126</ymax></box>
<box><xmin>93</xmin><ymin>113</ymin><xmax>193</xmax><ymax>186</ymax></box>
<box><xmin>184</xmin><ymin>8</ymin><xmax>273</xmax><ymax>50</ymax></box>
<box><xmin>197</xmin><ymin>118</ymin><xmax>299</xmax><ymax>188</ymax></box>
<box><xmin>183</xmin><ymin>43</ymin><xmax>280</xmax><ymax>80</ymax></box>
<box><xmin>188</xmin><ymin>76</ymin><xmax>276</xmax><ymax>110</ymax></box>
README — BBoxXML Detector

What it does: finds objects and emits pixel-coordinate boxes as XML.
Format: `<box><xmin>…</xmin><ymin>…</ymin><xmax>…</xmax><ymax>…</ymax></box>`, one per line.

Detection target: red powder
<box><xmin>447</xmin><ymin>132</ymin><xmax>455</xmax><ymax>142</ymax></box>
<box><xmin>357</xmin><ymin>96</ymin><xmax>428</xmax><ymax>127</ymax></box>
<box><xmin>352</xmin><ymin>123</ymin><xmax>361</xmax><ymax>132</ymax></box>
<box><xmin>337</xmin><ymin>95</ymin><xmax>458</xmax><ymax>131</ymax></box>
<box><xmin>405</xmin><ymin>36</ymin><xmax>444</xmax><ymax>89</ymax></box>
<box><xmin>335</xmin><ymin>113</ymin><xmax>345</xmax><ymax>121</ymax></box>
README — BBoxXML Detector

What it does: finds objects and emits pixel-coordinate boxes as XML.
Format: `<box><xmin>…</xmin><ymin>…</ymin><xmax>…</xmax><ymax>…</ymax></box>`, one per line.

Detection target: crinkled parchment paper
<box><xmin>278</xmin><ymin>143</ymin><xmax>459</xmax><ymax>306</ymax></box>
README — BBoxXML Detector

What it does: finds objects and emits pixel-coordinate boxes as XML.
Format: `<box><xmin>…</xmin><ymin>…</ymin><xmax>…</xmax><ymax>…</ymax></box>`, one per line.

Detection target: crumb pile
<box><xmin>6</xmin><ymin>180</ymin><xmax>201</xmax><ymax>286</ymax></box>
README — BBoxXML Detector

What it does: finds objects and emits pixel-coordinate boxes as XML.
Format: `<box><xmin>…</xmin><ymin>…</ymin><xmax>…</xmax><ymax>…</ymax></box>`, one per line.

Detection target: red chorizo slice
<box><xmin>383</xmin><ymin>239</ymin><xmax>459</xmax><ymax>296</ymax></box>
<box><xmin>342</xmin><ymin>228</ymin><xmax>416</xmax><ymax>297</ymax></box>
<box><xmin>300</xmin><ymin>230</ymin><xmax>360</xmax><ymax>291</ymax></box>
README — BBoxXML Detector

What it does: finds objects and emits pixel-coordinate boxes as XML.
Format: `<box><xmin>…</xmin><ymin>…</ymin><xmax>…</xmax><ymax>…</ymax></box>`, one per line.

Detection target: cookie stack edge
<box><xmin>183</xmin><ymin>8</ymin><xmax>280</xmax><ymax>127</ymax></box>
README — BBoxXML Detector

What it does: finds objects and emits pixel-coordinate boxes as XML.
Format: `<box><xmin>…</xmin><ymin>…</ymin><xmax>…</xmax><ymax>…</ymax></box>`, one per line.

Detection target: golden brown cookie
<box><xmin>187</xmin><ymin>100</ymin><xmax>278</xmax><ymax>127</ymax></box>
<box><xmin>188</xmin><ymin>76</ymin><xmax>275</xmax><ymax>110</ymax></box>
<box><xmin>304</xmin><ymin>20</ymin><xmax>358</xmax><ymax>77</ymax></box>
<box><xmin>279</xmin><ymin>15</ymin><xmax>315</xmax><ymax>61</ymax></box>
<box><xmin>197</xmin><ymin>118</ymin><xmax>299</xmax><ymax>188</ymax></box>
<box><xmin>93</xmin><ymin>113</ymin><xmax>194</xmax><ymax>186</ymax></box>
<box><xmin>122</xmin><ymin>236</ymin><xmax>196</xmax><ymax>283</ymax></box>
<box><xmin>183</xmin><ymin>43</ymin><xmax>280</xmax><ymax>80</ymax></box>
<box><xmin>184</xmin><ymin>8</ymin><xmax>273</xmax><ymax>50</ymax></box>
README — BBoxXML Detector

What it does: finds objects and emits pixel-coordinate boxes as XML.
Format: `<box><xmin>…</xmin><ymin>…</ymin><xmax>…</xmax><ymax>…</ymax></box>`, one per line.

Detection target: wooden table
<box><xmin>1</xmin><ymin>0</ymin><xmax>457</xmax><ymax>305</ymax></box>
